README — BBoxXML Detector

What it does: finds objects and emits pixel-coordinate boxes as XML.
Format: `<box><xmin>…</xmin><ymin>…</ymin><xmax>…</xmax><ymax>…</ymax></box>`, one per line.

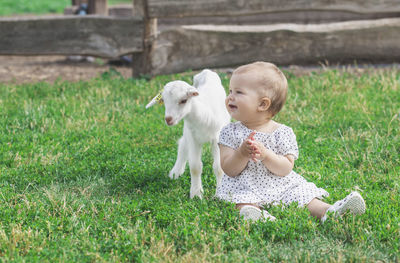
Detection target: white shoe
<box><xmin>262</xmin><ymin>210</ymin><xmax>276</xmax><ymax>221</ymax></box>
<box><xmin>240</xmin><ymin>205</ymin><xmax>276</xmax><ymax>222</ymax></box>
<box><xmin>322</xmin><ymin>191</ymin><xmax>366</xmax><ymax>222</ymax></box>
<box><xmin>240</xmin><ymin>205</ymin><xmax>263</xmax><ymax>221</ymax></box>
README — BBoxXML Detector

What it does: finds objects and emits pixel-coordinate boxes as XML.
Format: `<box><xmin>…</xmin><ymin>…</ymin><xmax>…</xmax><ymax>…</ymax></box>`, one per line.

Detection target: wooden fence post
<box><xmin>71</xmin><ymin>0</ymin><xmax>88</xmax><ymax>6</ymax></box>
<box><xmin>132</xmin><ymin>0</ymin><xmax>157</xmax><ymax>77</ymax></box>
<box><xmin>88</xmin><ymin>0</ymin><xmax>108</xmax><ymax>15</ymax></box>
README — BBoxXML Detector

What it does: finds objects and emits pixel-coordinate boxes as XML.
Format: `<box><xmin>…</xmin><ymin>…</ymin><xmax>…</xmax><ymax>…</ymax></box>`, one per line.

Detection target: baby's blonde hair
<box><xmin>233</xmin><ymin>61</ymin><xmax>288</xmax><ymax>116</ymax></box>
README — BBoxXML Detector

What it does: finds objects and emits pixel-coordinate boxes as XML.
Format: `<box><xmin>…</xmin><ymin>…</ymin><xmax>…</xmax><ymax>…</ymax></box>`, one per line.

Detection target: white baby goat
<box><xmin>146</xmin><ymin>69</ymin><xmax>230</xmax><ymax>199</ymax></box>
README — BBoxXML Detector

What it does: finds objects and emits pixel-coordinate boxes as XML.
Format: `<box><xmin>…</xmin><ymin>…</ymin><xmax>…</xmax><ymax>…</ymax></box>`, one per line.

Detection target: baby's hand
<box><xmin>248</xmin><ymin>140</ymin><xmax>268</xmax><ymax>162</ymax></box>
<box><xmin>239</xmin><ymin>131</ymin><xmax>258</xmax><ymax>160</ymax></box>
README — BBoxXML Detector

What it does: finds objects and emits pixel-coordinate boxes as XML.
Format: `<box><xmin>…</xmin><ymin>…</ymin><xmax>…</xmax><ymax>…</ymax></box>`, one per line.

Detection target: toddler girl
<box><xmin>217</xmin><ymin>62</ymin><xmax>366</xmax><ymax>222</ymax></box>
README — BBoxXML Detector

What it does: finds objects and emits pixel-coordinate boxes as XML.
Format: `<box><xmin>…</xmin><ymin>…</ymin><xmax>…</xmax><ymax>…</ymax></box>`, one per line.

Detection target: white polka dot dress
<box><xmin>216</xmin><ymin>122</ymin><xmax>329</xmax><ymax>207</ymax></box>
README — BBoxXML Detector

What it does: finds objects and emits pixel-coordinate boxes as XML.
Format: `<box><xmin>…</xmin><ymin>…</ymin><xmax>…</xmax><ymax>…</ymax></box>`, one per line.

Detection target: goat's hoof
<box><xmin>190</xmin><ymin>188</ymin><xmax>204</xmax><ymax>199</ymax></box>
<box><xmin>169</xmin><ymin>171</ymin><xmax>183</xmax><ymax>180</ymax></box>
<box><xmin>190</xmin><ymin>193</ymin><xmax>203</xmax><ymax>199</ymax></box>
<box><xmin>168</xmin><ymin>172</ymin><xmax>174</xmax><ymax>179</ymax></box>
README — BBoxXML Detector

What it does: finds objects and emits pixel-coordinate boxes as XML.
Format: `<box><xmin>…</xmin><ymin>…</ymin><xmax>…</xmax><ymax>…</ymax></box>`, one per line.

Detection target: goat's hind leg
<box><xmin>211</xmin><ymin>140</ymin><xmax>223</xmax><ymax>187</ymax></box>
<box><xmin>169</xmin><ymin>136</ymin><xmax>188</xmax><ymax>179</ymax></box>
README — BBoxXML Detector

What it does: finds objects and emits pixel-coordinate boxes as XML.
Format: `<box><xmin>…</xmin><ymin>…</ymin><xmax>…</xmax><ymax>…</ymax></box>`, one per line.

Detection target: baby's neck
<box><xmin>243</xmin><ymin>119</ymin><xmax>280</xmax><ymax>133</ymax></box>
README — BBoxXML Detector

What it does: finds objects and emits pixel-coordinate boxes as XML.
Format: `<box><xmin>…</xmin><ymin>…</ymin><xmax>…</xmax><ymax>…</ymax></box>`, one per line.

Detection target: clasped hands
<box><xmin>239</xmin><ymin>131</ymin><xmax>269</xmax><ymax>162</ymax></box>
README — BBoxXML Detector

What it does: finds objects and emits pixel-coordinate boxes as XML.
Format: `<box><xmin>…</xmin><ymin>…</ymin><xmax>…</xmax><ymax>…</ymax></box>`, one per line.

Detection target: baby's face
<box><xmin>226</xmin><ymin>72</ymin><xmax>263</xmax><ymax>122</ymax></box>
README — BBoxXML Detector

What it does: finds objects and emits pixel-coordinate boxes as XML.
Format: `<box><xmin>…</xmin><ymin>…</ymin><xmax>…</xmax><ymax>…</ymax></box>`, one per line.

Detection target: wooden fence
<box><xmin>1</xmin><ymin>0</ymin><xmax>400</xmax><ymax>77</ymax></box>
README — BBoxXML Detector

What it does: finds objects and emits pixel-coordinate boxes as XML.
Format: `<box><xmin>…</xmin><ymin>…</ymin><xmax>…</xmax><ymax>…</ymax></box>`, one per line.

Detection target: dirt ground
<box><xmin>1</xmin><ymin>55</ymin><xmax>400</xmax><ymax>85</ymax></box>
<box><xmin>0</xmin><ymin>55</ymin><xmax>133</xmax><ymax>84</ymax></box>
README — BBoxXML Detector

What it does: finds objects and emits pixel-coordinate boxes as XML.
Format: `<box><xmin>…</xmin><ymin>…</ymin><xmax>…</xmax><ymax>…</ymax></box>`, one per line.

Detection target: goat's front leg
<box><xmin>169</xmin><ymin>136</ymin><xmax>188</xmax><ymax>179</ymax></box>
<box><xmin>188</xmin><ymin>141</ymin><xmax>203</xmax><ymax>199</ymax></box>
<box><xmin>211</xmin><ymin>139</ymin><xmax>223</xmax><ymax>187</ymax></box>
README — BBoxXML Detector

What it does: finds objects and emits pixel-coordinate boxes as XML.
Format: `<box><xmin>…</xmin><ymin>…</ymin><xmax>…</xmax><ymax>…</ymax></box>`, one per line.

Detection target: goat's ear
<box><xmin>187</xmin><ymin>87</ymin><xmax>199</xmax><ymax>97</ymax></box>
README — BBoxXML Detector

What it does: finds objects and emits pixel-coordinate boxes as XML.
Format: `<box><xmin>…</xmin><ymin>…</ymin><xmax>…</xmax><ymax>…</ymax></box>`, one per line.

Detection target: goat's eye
<box><xmin>179</xmin><ymin>99</ymin><xmax>187</xmax><ymax>105</ymax></box>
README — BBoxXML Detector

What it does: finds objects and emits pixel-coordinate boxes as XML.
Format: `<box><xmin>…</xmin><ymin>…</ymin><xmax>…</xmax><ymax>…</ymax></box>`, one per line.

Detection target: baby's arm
<box><xmin>220</xmin><ymin>132</ymin><xmax>257</xmax><ymax>177</ymax></box>
<box><xmin>250</xmin><ymin>140</ymin><xmax>294</xmax><ymax>176</ymax></box>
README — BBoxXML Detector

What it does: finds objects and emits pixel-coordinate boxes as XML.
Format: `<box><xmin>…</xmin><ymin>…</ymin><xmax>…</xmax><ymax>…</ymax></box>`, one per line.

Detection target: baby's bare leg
<box><xmin>307</xmin><ymin>198</ymin><xmax>331</xmax><ymax>219</ymax></box>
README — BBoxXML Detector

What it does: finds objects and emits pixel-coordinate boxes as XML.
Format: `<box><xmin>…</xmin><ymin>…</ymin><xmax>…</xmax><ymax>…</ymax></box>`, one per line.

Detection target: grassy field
<box><xmin>0</xmin><ymin>68</ymin><xmax>399</xmax><ymax>261</ymax></box>
<box><xmin>0</xmin><ymin>0</ymin><xmax>133</xmax><ymax>16</ymax></box>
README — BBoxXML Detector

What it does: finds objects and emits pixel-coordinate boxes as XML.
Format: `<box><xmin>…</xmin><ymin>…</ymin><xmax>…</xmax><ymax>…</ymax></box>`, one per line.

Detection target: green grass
<box><xmin>0</xmin><ymin>68</ymin><xmax>399</xmax><ymax>262</ymax></box>
<box><xmin>0</xmin><ymin>0</ymin><xmax>134</xmax><ymax>16</ymax></box>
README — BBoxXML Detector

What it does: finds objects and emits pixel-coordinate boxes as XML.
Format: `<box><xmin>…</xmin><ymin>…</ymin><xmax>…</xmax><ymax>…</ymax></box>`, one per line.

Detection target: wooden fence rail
<box><xmin>0</xmin><ymin>15</ymin><xmax>143</xmax><ymax>58</ymax></box>
<box><xmin>146</xmin><ymin>18</ymin><xmax>400</xmax><ymax>75</ymax></box>
<box><xmin>146</xmin><ymin>0</ymin><xmax>400</xmax><ymax>18</ymax></box>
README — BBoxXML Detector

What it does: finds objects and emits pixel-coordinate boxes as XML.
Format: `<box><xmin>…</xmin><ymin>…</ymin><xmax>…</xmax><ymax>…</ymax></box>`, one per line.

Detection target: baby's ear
<box><xmin>258</xmin><ymin>97</ymin><xmax>271</xmax><ymax>112</ymax></box>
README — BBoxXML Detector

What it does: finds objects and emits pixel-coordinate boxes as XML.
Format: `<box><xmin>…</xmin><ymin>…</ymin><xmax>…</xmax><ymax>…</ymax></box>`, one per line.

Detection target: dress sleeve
<box><xmin>276</xmin><ymin>126</ymin><xmax>299</xmax><ymax>160</ymax></box>
<box><xmin>218</xmin><ymin>123</ymin><xmax>237</xmax><ymax>149</ymax></box>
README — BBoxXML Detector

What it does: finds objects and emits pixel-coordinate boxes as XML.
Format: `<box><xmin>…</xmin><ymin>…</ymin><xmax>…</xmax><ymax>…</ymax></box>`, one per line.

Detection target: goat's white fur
<box><xmin>149</xmin><ymin>69</ymin><xmax>230</xmax><ymax>198</ymax></box>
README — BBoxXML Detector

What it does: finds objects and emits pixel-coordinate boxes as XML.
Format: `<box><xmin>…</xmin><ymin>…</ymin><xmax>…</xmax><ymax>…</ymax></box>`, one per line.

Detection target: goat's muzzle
<box><xmin>165</xmin><ymin>116</ymin><xmax>173</xmax><ymax>126</ymax></box>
